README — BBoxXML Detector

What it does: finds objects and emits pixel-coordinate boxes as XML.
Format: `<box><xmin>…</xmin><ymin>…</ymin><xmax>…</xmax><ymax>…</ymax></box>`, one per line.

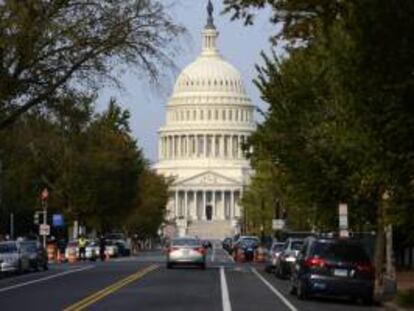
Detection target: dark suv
<box><xmin>290</xmin><ymin>237</ymin><xmax>375</xmax><ymax>305</ymax></box>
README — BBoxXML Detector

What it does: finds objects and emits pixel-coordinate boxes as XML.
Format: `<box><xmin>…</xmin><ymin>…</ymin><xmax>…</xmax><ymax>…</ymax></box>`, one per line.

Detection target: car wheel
<box><xmin>276</xmin><ymin>265</ymin><xmax>283</xmax><ymax>279</ymax></box>
<box><xmin>34</xmin><ymin>262</ymin><xmax>40</xmax><ymax>272</ymax></box>
<box><xmin>297</xmin><ymin>280</ymin><xmax>307</xmax><ymax>300</ymax></box>
<box><xmin>17</xmin><ymin>260</ymin><xmax>23</xmax><ymax>275</ymax></box>
<box><xmin>43</xmin><ymin>262</ymin><xmax>49</xmax><ymax>271</ymax></box>
<box><xmin>289</xmin><ymin>282</ymin><xmax>297</xmax><ymax>295</ymax></box>
<box><xmin>200</xmin><ymin>263</ymin><xmax>206</xmax><ymax>270</ymax></box>
<box><xmin>166</xmin><ymin>262</ymin><xmax>173</xmax><ymax>269</ymax></box>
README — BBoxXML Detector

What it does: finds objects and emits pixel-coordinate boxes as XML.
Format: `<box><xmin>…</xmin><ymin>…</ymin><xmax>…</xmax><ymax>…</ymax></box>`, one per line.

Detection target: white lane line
<box><xmin>212</xmin><ymin>245</ymin><xmax>216</xmax><ymax>262</ymax></box>
<box><xmin>0</xmin><ymin>265</ymin><xmax>95</xmax><ymax>294</ymax></box>
<box><xmin>251</xmin><ymin>268</ymin><xmax>298</xmax><ymax>311</ymax></box>
<box><xmin>220</xmin><ymin>266</ymin><xmax>232</xmax><ymax>311</ymax></box>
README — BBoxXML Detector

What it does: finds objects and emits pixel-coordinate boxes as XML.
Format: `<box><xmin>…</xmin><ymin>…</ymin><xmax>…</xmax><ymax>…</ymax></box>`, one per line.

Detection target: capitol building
<box><xmin>154</xmin><ymin>2</ymin><xmax>255</xmax><ymax>239</ymax></box>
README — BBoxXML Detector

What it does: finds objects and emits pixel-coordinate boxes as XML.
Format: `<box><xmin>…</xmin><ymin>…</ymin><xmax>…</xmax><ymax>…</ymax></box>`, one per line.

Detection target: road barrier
<box><xmin>255</xmin><ymin>246</ymin><xmax>267</xmax><ymax>263</ymax></box>
<box><xmin>68</xmin><ymin>248</ymin><xmax>77</xmax><ymax>263</ymax></box>
<box><xmin>47</xmin><ymin>243</ymin><xmax>57</xmax><ymax>263</ymax></box>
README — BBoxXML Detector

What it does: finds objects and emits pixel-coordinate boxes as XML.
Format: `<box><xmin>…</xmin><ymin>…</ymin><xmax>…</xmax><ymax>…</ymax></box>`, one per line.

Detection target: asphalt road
<box><xmin>0</xmin><ymin>247</ymin><xmax>382</xmax><ymax>311</ymax></box>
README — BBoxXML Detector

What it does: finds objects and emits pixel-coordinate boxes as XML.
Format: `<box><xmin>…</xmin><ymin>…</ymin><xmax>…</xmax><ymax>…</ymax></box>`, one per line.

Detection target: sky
<box><xmin>98</xmin><ymin>0</ymin><xmax>275</xmax><ymax>163</ymax></box>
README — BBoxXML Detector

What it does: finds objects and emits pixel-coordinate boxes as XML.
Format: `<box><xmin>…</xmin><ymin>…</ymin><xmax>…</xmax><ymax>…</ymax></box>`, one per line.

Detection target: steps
<box><xmin>186</xmin><ymin>220</ymin><xmax>234</xmax><ymax>240</ymax></box>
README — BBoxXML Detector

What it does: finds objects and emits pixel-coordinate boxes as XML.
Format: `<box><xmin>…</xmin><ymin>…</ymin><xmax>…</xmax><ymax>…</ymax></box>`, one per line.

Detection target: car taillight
<box><xmin>356</xmin><ymin>261</ymin><xmax>375</xmax><ymax>274</ymax></box>
<box><xmin>304</xmin><ymin>257</ymin><xmax>326</xmax><ymax>268</ymax></box>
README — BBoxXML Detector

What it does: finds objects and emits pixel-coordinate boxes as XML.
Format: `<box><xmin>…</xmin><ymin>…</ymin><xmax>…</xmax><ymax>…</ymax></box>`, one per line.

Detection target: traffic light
<box><xmin>34</xmin><ymin>212</ymin><xmax>40</xmax><ymax>225</ymax></box>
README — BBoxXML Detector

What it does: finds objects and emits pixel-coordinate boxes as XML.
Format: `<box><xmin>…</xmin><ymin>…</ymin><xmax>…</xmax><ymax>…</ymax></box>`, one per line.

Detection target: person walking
<box><xmin>78</xmin><ymin>235</ymin><xmax>87</xmax><ymax>261</ymax></box>
<box><xmin>99</xmin><ymin>235</ymin><xmax>106</xmax><ymax>261</ymax></box>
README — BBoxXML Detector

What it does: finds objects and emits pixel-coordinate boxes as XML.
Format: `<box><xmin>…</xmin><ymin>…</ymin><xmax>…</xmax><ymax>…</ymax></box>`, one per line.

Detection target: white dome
<box><xmin>173</xmin><ymin>55</ymin><xmax>246</xmax><ymax>95</ymax></box>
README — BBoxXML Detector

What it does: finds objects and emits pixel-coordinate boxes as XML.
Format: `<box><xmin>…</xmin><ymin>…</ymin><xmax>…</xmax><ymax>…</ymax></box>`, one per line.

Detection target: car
<box><xmin>201</xmin><ymin>240</ymin><xmax>212</xmax><ymax>249</ymax></box>
<box><xmin>232</xmin><ymin>236</ymin><xmax>260</xmax><ymax>262</ymax></box>
<box><xmin>19</xmin><ymin>240</ymin><xmax>48</xmax><ymax>271</ymax></box>
<box><xmin>85</xmin><ymin>240</ymin><xmax>100</xmax><ymax>260</ymax></box>
<box><xmin>290</xmin><ymin>237</ymin><xmax>375</xmax><ymax>305</ymax></box>
<box><xmin>265</xmin><ymin>242</ymin><xmax>284</xmax><ymax>273</ymax></box>
<box><xmin>113</xmin><ymin>240</ymin><xmax>131</xmax><ymax>256</ymax></box>
<box><xmin>166</xmin><ymin>237</ymin><xmax>206</xmax><ymax>269</ymax></box>
<box><xmin>65</xmin><ymin>241</ymin><xmax>79</xmax><ymax>260</ymax></box>
<box><xmin>105</xmin><ymin>240</ymin><xmax>119</xmax><ymax>257</ymax></box>
<box><xmin>275</xmin><ymin>238</ymin><xmax>304</xmax><ymax>278</ymax></box>
<box><xmin>0</xmin><ymin>241</ymin><xmax>31</xmax><ymax>274</ymax></box>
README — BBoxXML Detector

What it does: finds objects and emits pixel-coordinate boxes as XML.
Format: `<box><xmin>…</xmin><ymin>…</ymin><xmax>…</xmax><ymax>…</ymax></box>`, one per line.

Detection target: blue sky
<box><xmin>98</xmin><ymin>1</ymin><xmax>275</xmax><ymax>162</ymax></box>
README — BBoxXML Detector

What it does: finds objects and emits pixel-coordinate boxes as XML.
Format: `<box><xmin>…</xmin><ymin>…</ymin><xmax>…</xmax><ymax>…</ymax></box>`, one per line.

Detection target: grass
<box><xmin>395</xmin><ymin>289</ymin><xmax>414</xmax><ymax>308</ymax></box>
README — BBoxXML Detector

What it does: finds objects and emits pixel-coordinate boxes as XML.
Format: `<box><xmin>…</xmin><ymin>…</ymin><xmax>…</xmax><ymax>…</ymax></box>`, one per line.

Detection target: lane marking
<box><xmin>251</xmin><ymin>268</ymin><xmax>298</xmax><ymax>311</ymax></box>
<box><xmin>220</xmin><ymin>266</ymin><xmax>232</xmax><ymax>311</ymax></box>
<box><xmin>63</xmin><ymin>264</ymin><xmax>158</xmax><ymax>311</ymax></box>
<box><xmin>0</xmin><ymin>265</ymin><xmax>95</xmax><ymax>294</ymax></box>
<box><xmin>212</xmin><ymin>245</ymin><xmax>216</xmax><ymax>262</ymax></box>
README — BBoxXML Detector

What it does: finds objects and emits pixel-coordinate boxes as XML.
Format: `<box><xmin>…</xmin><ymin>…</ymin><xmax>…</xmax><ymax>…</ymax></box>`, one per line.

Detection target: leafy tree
<box><xmin>0</xmin><ymin>0</ymin><xmax>184</xmax><ymax>128</ymax></box>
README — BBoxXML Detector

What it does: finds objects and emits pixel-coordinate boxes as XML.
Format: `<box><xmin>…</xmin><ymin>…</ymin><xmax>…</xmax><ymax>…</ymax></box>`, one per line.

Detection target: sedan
<box><xmin>166</xmin><ymin>237</ymin><xmax>206</xmax><ymax>269</ymax></box>
<box><xmin>0</xmin><ymin>241</ymin><xmax>30</xmax><ymax>274</ymax></box>
<box><xmin>275</xmin><ymin>238</ymin><xmax>304</xmax><ymax>278</ymax></box>
<box><xmin>19</xmin><ymin>240</ymin><xmax>48</xmax><ymax>271</ymax></box>
<box><xmin>265</xmin><ymin>242</ymin><xmax>285</xmax><ymax>273</ymax></box>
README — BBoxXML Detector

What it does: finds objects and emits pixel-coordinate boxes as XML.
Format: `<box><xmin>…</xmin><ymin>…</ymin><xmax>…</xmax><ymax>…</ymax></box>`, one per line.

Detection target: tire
<box><xmin>166</xmin><ymin>262</ymin><xmax>173</xmax><ymax>269</ymax></box>
<box><xmin>43</xmin><ymin>262</ymin><xmax>49</xmax><ymax>271</ymax></box>
<box><xmin>200</xmin><ymin>263</ymin><xmax>206</xmax><ymax>270</ymax></box>
<box><xmin>289</xmin><ymin>282</ymin><xmax>297</xmax><ymax>295</ymax></box>
<box><xmin>17</xmin><ymin>260</ymin><xmax>22</xmax><ymax>275</ymax></box>
<box><xmin>297</xmin><ymin>280</ymin><xmax>307</xmax><ymax>300</ymax></box>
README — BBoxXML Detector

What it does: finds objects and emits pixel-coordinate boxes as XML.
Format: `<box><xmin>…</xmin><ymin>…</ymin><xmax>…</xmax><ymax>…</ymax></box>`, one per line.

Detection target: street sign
<box><xmin>39</xmin><ymin>224</ymin><xmax>50</xmax><ymax>236</ymax></box>
<box><xmin>272</xmin><ymin>219</ymin><xmax>286</xmax><ymax>230</ymax></box>
<box><xmin>52</xmin><ymin>214</ymin><xmax>64</xmax><ymax>227</ymax></box>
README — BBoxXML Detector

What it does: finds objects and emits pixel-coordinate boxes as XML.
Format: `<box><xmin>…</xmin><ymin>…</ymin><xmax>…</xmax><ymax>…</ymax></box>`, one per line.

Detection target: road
<box><xmin>0</xmin><ymin>246</ymin><xmax>382</xmax><ymax>311</ymax></box>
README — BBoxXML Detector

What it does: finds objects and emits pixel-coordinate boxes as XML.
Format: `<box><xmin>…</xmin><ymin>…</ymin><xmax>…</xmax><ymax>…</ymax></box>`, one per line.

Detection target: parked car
<box><xmin>275</xmin><ymin>238</ymin><xmax>304</xmax><ymax>278</ymax></box>
<box><xmin>222</xmin><ymin>237</ymin><xmax>233</xmax><ymax>253</ymax></box>
<box><xmin>265</xmin><ymin>242</ymin><xmax>285</xmax><ymax>273</ymax></box>
<box><xmin>19</xmin><ymin>240</ymin><xmax>48</xmax><ymax>271</ymax></box>
<box><xmin>290</xmin><ymin>237</ymin><xmax>375</xmax><ymax>305</ymax></box>
<box><xmin>0</xmin><ymin>241</ymin><xmax>30</xmax><ymax>274</ymax></box>
<box><xmin>166</xmin><ymin>237</ymin><xmax>206</xmax><ymax>269</ymax></box>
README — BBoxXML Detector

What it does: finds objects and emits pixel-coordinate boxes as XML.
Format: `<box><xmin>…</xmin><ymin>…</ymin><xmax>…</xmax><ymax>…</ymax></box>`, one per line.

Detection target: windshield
<box><xmin>272</xmin><ymin>244</ymin><xmax>284</xmax><ymax>252</ymax></box>
<box><xmin>0</xmin><ymin>243</ymin><xmax>18</xmax><ymax>253</ymax></box>
<box><xmin>21</xmin><ymin>243</ymin><xmax>37</xmax><ymax>252</ymax></box>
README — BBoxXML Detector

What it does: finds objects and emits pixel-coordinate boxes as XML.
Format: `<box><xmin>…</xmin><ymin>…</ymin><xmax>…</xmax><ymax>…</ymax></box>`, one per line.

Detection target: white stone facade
<box><xmin>154</xmin><ymin>10</ymin><xmax>255</xmax><ymax>239</ymax></box>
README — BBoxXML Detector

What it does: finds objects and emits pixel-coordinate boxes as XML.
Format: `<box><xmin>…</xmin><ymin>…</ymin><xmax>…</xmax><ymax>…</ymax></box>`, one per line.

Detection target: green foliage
<box><xmin>0</xmin><ymin>0</ymin><xmax>184</xmax><ymax>128</ymax></box>
<box><xmin>0</xmin><ymin>95</ymin><xmax>169</xmax><ymax>237</ymax></box>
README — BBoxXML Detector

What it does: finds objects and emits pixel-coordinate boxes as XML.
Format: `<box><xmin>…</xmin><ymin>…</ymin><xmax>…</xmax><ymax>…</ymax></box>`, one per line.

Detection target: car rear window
<box><xmin>272</xmin><ymin>244</ymin><xmax>284</xmax><ymax>252</ymax></box>
<box><xmin>312</xmin><ymin>241</ymin><xmax>370</xmax><ymax>262</ymax></box>
<box><xmin>0</xmin><ymin>243</ymin><xmax>17</xmax><ymax>253</ymax></box>
<box><xmin>291</xmin><ymin>241</ymin><xmax>303</xmax><ymax>251</ymax></box>
<box><xmin>172</xmin><ymin>239</ymin><xmax>200</xmax><ymax>246</ymax></box>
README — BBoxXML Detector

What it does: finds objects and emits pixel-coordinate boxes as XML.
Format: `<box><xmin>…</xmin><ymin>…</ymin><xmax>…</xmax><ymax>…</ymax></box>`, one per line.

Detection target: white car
<box><xmin>0</xmin><ymin>241</ymin><xmax>30</xmax><ymax>274</ymax></box>
<box><xmin>85</xmin><ymin>241</ymin><xmax>100</xmax><ymax>260</ymax></box>
<box><xmin>105</xmin><ymin>240</ymin><xmax>118</xmax><ymax>257</ymax></box>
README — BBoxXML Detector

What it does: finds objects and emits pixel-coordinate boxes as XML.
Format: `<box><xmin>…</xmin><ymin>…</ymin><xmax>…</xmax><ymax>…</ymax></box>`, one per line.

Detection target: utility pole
<box><xmin>41</xmin><ymin>188</ymin><xmax>49</xmax><ymax>248</ymax></box>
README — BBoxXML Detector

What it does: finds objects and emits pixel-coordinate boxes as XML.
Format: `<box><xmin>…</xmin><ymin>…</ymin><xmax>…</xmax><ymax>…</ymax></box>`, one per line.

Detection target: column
<box><xmin>204</xmin><ymin>134</ymin><xmax>207</xmax><ymax>158</ymax></box>
<box><xmin>220</xmin><ymin>135</ymin><xmax>224</xmax><ymax>158</ymax></box>
<box><xmin>172</xmin><ymin>136</ymin><xmax>175</xmax><ymax>159</ymax></box>
<box><xmin>230</xmin><ymin>135</ymin><xmax>234</xmax><ymax>159</ymax></box>
<box><xmin>238</xmin><ymin>135</ymin><xmax>242</xmax><ymax>159</ymax></box>
<box><xmin>230</xmin><ymin>190</ymin><xmax>235</xmax><ymax>219</ymax></box>
<box><xmin>202</xmin><ymin>190</ymin><xmax>206</xmax><ymax>220</ymax></box>
<box><xmin>222</xmin><ymin>190</ymin><xmax>225</xmax><ymax>220</ymax></box>
<box><xmin>212</xmin><ymin>135</ymin><xmax>216</xmax><ymax>158</ymax></box>
<box><xmin>178</xmin><ymin>135</ymin><xmax>182</xmax><ymax>158</ymax></box>
<box><xmin>195</xmin><ymin>134</ymin><xmax>199</xmax><ymax>157</ymax></box>
<box><xmin>185</xmin><ymin>191</ymin><xmax>188</xmax><ymax>219</ymax></box>
<box><xmin>175</xmin><ymin>190</ymin><xmax>178</xmax><ymax>218</ymax></box>
<box><xmin>194</xmin><ymin>191</ymin><xmax>198</xmax><ymax>220</ymax></box>
<box><xmin>212</xmin><ymin>190</ymin><xmax>216</xmax><ymax>219</ymax></box>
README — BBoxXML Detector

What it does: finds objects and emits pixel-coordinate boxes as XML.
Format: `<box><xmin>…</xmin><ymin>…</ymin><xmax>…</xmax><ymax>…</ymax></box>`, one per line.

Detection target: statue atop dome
<box><xmin>206</xmin><ymin>0</ymin><xmax>216</xmax><ymax>29</ymax></box>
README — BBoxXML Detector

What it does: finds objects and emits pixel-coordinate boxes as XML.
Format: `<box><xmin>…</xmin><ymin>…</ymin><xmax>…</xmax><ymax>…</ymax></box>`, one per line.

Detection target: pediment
<box><xmin>175</xmin><ymin>171</ymin><xmax>240</xmax><ymax>187</ymax></box>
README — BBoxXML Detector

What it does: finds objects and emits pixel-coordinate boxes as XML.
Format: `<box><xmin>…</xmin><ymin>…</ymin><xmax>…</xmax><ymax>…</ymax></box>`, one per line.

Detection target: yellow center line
<box><xmin>63</xmin><ymin>264</ymin><xmax>158</xmax><ymax>311</ymax></box>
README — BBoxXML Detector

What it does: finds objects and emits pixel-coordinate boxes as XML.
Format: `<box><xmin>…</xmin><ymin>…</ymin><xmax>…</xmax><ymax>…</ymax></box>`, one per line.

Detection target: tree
<box><xmin>0</xmin><ymin>0</ymin><xmax>184</xmax><ymax>128</ymax></box>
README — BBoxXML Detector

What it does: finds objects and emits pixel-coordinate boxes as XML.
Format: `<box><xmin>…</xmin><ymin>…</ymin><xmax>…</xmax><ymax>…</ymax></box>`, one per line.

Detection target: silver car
<box><xmin>0</xmin><ymin>241</ymin><xmax>30</xmax><ymax>274</ymax></box>
<box><xmin>166</xmin><ymin>237</ymin><xmax>206</xmax><ymax>269</ymax></box>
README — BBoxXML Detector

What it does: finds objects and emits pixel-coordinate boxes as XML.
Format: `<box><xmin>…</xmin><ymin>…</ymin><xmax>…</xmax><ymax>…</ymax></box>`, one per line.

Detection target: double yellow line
<box><xmin>63</xmin><ymin>264</ymin><xmax>158</xmax><ymax>311</ymax></box>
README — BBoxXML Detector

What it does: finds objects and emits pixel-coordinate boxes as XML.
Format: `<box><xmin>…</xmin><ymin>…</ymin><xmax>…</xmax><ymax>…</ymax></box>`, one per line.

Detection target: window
<box><xmin>200</xmin><ymin>110</ymin><xmax>204</xmax><ymax>120</ymax></box>
<box><xmin>215</xmin><ymin>110</ymin><xmax>219</xmax><ymax>120</ymax></box>
<box><xmin>193</xmin><ymin>110</ymin><xmax>196</xmax><ymax>120</ymax></box>
<box><xmin>208</xmin><ymin>110</ymin><xmax>211</xmax><ymax>120</ymax></box>
<box><xmin>229</xmin><ymin>110</ymin><xmax>233</xmax><ymax>121</ymax></box>
<box><xmin>222</xmin><ymin>110</ymin><xmax>226</xmax><ymax>121</ymax></box>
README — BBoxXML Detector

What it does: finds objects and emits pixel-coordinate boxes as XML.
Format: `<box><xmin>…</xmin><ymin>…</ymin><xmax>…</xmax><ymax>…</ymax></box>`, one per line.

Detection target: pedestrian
<box><xmin>78</xmin><ymin>235</ymin><xmax>87</xmax><ymax>260</ymax></box>
<box><xmin>99</xmin><ymin>235</ymin><xmax>106</xmax><ymax>261</ymax></box>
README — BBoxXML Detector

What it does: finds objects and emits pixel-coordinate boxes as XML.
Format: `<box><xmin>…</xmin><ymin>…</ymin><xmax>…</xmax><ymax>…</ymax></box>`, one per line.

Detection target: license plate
<box><xmin>334</xmin><ymin>269</ymin><xmax>348</xmax><ymax>277</ymax></box>
<box><xmin>183</xmin><ymin>249</ymin><xmax>189</xmax><ymax>255</ymax></box>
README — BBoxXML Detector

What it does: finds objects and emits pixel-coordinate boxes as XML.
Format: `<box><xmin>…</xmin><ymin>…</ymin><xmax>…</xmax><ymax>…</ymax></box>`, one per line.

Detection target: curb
<box><xmin>383</xmin><ymin>302</ymin><xmax>410</xmax><ymax>311</ymax></box>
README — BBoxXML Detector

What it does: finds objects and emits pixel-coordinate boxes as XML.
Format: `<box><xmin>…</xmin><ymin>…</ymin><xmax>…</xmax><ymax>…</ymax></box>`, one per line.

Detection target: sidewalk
<box><xmin>384</xmin><ymin>270</ymin><xmax>414</xmax><ymax>311</ymax></box>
